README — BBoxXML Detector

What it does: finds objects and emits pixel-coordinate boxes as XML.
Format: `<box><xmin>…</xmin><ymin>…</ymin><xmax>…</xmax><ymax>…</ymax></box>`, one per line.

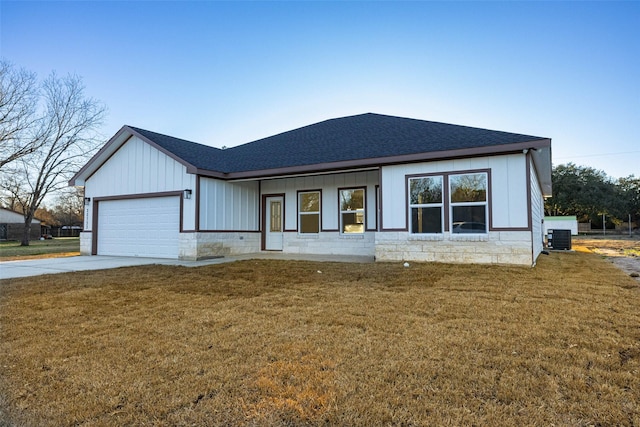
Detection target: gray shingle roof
<box><xmin>131</xmin><ymin>113</ymin><xmax>546</xmax><ymax>175</ymax></box>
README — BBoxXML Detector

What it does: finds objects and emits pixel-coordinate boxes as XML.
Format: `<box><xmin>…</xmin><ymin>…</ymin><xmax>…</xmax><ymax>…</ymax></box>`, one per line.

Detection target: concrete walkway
<box><xmin>0</xmin><ymin>253</ymin><xmax>374</xmax><ymax>280</ymax></box>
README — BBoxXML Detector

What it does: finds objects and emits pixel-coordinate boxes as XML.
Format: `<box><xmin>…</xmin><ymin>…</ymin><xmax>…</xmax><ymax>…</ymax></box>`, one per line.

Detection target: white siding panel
<box><xmin>199</xmin><ymin>178</ymin><xmax>259</xmax><ymax>230</ymax></box>
<box><xmin>490</xmin><ymin>159</ymin><xmax>510</xmax><ymax>226</ymax></box>
<box><xmin>323</xmin><ymin>187</ymin><xmax>339</xmax><ymax>230</ymax></box>
<box><xmin>506</xmin><ymin>155</ymin><xmax>528</xmax><ymax>226</ymax></box>
<box><xmin>260</xmin><ymin>170</ymin><xmax>379</xmax><ymax>231</ymax></box>
<box><xmin>530</xmin><ymin>160</ymin><xmax>544</xmax><ymax>261</ymax></box>
<box><xmin>84</xmin><ymin>136</ymin><xmax>196</xmax><ymax>231</ymax></box>
<box><xmin>381</xmin><ymin>154</ymin><xmax>528</xmax><ymax>230</ymax></box>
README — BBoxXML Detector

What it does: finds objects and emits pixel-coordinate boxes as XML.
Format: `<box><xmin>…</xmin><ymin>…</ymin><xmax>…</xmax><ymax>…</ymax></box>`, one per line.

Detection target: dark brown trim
<box><xmin>195</xmin><ymin>175</ymin><xmax>201</xmax><ymax>232</ymax></box>
<box><xmin>180</xmin><ymin>195</ymin><xmax>185</xmax><ymax>232</ymax></box>
<box><xmin>257</xmin><ymin>181</ymin><xmax>262</xmax><ymax>233</ymax></box>
<box><xmin>450</xmin><ymin>169</ymin><xmax>491</xmax><ymax>232</ymax></box>
<box><xmin>83</xmin><ymin>135</ymin><xmax>133</xmax><ymax>184</ymax></box>
<box><xmin>320</xmin><ymin>228</ymin><xmax>340</xmax><ymax>232</ymax></box>
<box><xmin>261</xmin><ymin>193</ymin><xmax>285</xmax><ymax>251</ymax></box>
<box><xmin>93</xmin><ymin>190</ymin><xmax>183</xmax><ymax>202</ymax></box>
<box><xmin>485</xmin><ymin>170</ymin><xmax>492</xmax><ymax>233</ymax></box>
<box><xmin>405</xmin><ymin>171</ymin><xmax>447</xmax><ymax>233</ymax></box>
<box><xmin>70</xmin><ymin>128</ymin><xmax>131</xmax><ymax>185</ymax></box>
<box><xmin>71</xmin><ymin>126</ymin><xmax>219</xmax><ymax>185</ymax></box>
<box><xmin>296</xmin><ymin>189</ymin><xmax>323</xmax><ymax>234</ymax></box>
<box><xmin>491</xmin><ymin>227</ymin><xmax>531</xmax><ymax>232</ymax></box>
<box><xmin>126</xmin><ymin>128</ymin><xmax>200</xmax><ymax>174</ymax></box>
<box><xmin>405</xmin><ymin>169</ymin><xmax>496</xmax><ymax>234</ymax></box>
<box><xmin>337</xmin><ymin>186</ymin><xmax>367</xmax><ymax>234</ymax></box>
<box><xmin>91</xmin><ymin>190</ymin><xmax>185</xmax><ymax>256</ymax></box>
<box><xmin>443</xmin><ymin>174</ymin><xmax>450</xmax><ymax>232</ymax></box>
<box><xmin>213</xmin><ymin>139</ymin><xmax>551</xmax><ymax>181</ymax></box>
<box><xmin>197</xmin><ymin>230</ymin><xmax>261</xmax><ymax>233</ymax></box>
<box><xmin>91</xmin><ymin>199</ymin><xmax>99</xmax><ymax>255</ymax></box>
<box><xmin>369</xmin><ymin>184</ymin><xmax>380</xmax><ymax>232</ymax></box>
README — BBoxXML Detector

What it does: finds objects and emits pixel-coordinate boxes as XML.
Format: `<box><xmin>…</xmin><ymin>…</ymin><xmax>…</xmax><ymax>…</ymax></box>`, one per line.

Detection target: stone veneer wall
<box><xmin>375</xmin><ymin>231</ymin><xmax>533</xmax><ymax>266</ymax></box>
<box><xmin>282</xmin><ymin>232</ymin><xmax>375</xmax><ymax>256</ymax></box>
<box><xmin>79</xmin><ymin>231</ymin><xmax>92</xmax><ymax>255</ymax></box>
<box><xmin>179</xmin><ymin>232</ymin><xmax>261</xmax><ymax>260</ymax></box>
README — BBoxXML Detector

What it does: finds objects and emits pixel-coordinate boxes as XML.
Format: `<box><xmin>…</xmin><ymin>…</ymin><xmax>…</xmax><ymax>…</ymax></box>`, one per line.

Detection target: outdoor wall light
<box><xmin>84</xmin><ymin>197</ymin><xmax>91</xmax><ymax>205</ymax></box>
<box><xmin>184</xmin><ymin>189</ymin><xmax>192</xmax><ymax>199</ymax></box>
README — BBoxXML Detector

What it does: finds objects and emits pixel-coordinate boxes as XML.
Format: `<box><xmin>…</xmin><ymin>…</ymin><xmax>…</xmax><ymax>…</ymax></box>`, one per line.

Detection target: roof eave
<box><xmin>69</xmin><ymin>126</ymin><xmax>200</xmax><ymax>187</ymax></box>
<box><xmin>222</xmin><ymin>138</ymin><xmax>552</xmax><ymax>180</ymax></box>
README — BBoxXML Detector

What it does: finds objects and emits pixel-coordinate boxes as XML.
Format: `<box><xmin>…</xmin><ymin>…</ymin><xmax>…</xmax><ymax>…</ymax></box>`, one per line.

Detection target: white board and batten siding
<box><xmin>260</xmin><ymin>170</ymin><xmax>379</xmax><ymax>232</ymax></box>
<box><xmin>530</xmin><ymin>158</ymin><xmax>545</xmax><ymax>261</ymax></box>
<box><xmin>381</xmin><ymin>154</ymin><xmax>529</xmax><ymax>230</ymax></box>
<box><xmin>199</xmin><ymin>178</ymin><xmax>259</xmax><ymax>231</ymax></box>
<box><xmin>82</xmin><ymin>136</ymin><xmax>196</xmax><ymax>258</ymax></box>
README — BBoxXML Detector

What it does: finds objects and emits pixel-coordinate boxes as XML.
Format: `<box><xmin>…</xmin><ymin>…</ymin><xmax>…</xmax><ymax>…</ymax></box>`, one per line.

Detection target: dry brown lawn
<box><xmin>1</xmin><ymin>251</ymin><xmax>639</xmax><ymax>426</ymax></box>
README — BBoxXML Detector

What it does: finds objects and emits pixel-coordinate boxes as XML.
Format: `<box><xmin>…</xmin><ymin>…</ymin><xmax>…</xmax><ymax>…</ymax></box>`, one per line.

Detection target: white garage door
<box><xmin>97</xmin><ymin>196</ymin><xmax>180</xmax><ymax>259</ymax></box>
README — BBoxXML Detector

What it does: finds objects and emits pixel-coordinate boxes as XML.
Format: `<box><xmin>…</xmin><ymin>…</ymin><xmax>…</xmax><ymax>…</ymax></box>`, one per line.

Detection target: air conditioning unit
<box><xmin>548</xmin><ymin>229</ymin><xmax>572</xmax><ymax>250</ymax></box>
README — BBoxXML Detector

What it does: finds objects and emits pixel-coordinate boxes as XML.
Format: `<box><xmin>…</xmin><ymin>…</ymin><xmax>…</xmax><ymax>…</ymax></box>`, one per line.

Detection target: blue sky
<box><xmin>1</xmin><ymin>1</ymin><xmax>638</xmax><ymax>179</ymax></box>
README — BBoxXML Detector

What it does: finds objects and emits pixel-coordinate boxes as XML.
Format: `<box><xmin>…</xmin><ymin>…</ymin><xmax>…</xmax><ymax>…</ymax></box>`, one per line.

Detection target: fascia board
<box><xmin>69</xmin><ymin>126</ymin><xmax>200</xmax><ymax>186</ymax></box>
<box><xmin>221</xmin><ymin>138</ymin><xmax>552</xmax><ymax>181</ymax></box>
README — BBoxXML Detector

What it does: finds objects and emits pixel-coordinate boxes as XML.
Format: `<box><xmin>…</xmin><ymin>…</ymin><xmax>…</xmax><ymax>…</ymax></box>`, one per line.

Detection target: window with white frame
<box><xmin>409</xmin><ymin>175</ymin><xmax>443</xmax><ymax>233</ymax></box>
<box><xmin>298</xmin><ymin>191</ymin><xmax>320</xmax><ymax>233</ymax></box>
<box><xmin>449</xmin><ymin>172</ymin><xmax>488</xmax><ymax>234</ymax></box>
<box><xmin>339</xmin><ymin>188</ymin><xmax>365</xmax><ymax>234</ymax></box>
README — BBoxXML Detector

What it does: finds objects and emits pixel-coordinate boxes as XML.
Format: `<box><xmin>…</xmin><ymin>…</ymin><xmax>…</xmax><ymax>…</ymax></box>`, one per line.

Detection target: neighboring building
<box><xmin>70</xmin><ymin>113</ymin><xmax>552</xmax><ymax>266</ymax></box>
<box><xmin>0</xmin><ymin>208</ymin><xmax>41</xmax><ymax>241</ymax></box>
<box><xmin>543</xmin><ymin>216</ymin><xmax>579</xmax><ymax>236</ymax></box>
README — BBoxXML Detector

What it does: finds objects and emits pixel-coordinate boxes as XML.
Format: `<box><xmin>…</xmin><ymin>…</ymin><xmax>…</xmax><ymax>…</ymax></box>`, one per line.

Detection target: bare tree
<box><xmin>52</xmin><ymin>186</ymin><xmax>85</xmax><ymax>228</ymax></box>
<box><xmin>0</xmin><ymin>60</ymin><xmax>41</xmax><ymax>170</ymax></box>
<box><xmin>6</xmin><ymin>72</ymin><xmax>105</xmax><ymax>245</ymax></box>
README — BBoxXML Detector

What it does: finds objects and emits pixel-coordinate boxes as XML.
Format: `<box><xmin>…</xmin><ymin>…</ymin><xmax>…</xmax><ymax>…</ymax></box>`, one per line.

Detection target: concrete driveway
<box><xmin>0</xmin><ymin>253</ymin><xmax>374</xmax><ymax>280</ymax></box>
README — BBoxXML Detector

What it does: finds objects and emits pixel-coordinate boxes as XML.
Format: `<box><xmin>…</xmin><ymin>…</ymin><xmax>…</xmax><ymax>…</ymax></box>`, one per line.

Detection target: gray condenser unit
<box><xmin>548</xmin><ymin>229</ymin><xmax>572</xmax><ymax>250</ymax></box>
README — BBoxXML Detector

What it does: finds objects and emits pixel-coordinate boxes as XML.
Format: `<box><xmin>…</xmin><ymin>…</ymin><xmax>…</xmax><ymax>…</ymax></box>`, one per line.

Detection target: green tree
<box><xmin>617</xmin><ymin>175</ymin><xmax>640</xmax><ymax>227</ymax></box>
<box><xmin>545</xmin><ymin>163</ymin><xmax>624</xmax><ymax>228</ymax></box>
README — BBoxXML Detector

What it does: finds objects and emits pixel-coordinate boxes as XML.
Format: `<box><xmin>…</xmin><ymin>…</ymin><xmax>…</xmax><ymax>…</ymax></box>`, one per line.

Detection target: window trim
<box><xmin>408</xmin><ymin>174</ymin><xmax>444</xmax><ymax>234</ymax></box>
<box><xmin>406</xmin><ymin>169</ymin><xmax>491</xmax><ymax>234</ymax></box>
<box><xmin>338</xmin><ymin>186</ymin><xmax>366</xmax><ymax>235</ymax></box>
<box><xmin>297</xmin><ymin>189</ymin><xmax>322</xmax><ymax>234</ymax></box>
<box><xmin>449</xmin><ymin>171</ymin><xmax>489</xmax><ymax>235</ymax></box>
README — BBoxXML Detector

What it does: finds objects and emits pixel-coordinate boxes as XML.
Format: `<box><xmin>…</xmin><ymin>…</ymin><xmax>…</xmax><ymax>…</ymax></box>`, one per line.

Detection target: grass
<box><xmin>0</xmin><ymin>252</ymin><xmax>639</xmax><ymax>426</ymax></box>
<box><xmin>0</xmin><ymin>237</ymin><xmax>80</xmax><ymax>260</ymax></box>
<box><xmin>573</xmin><ymin>235</ymin><xmax>640</xmax><ymax>254</ymax></box>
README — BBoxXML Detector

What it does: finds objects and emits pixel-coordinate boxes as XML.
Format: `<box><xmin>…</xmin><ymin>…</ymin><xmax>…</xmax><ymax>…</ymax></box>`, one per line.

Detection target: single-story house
<box><xmin>0</xmin><ymin>207</ymin><xmax>42</xmax><ymax>241</ymax></box>
<box><xmin>69</xmin><ymin>113</ymin><xmax>552</xmax><ymax>266</ymax></box>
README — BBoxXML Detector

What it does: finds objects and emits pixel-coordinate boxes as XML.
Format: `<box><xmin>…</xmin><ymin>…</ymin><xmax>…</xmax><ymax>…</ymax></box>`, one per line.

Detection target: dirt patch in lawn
<box><xmin>1</xmin><ymin>254</ymin><xmax>639</xmax><ymax>426</ymax></box>
<box><xmin>573</xmin><ymin>236</ymin><xmax>640</xmax><ymax>281</ymax></box>
<box><xmin>0</xmin><ymin>252</ymin><xmax>81</xmax><ymax>261</ymax></box>
<box><xmin>0</xmin><ymin>238</ymin><xmax>80</xmax><ymax>261</ymax></box>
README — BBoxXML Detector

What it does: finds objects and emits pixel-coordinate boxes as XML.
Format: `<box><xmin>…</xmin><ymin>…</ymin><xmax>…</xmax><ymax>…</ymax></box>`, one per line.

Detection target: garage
<box><xmin>97</xmin><ymin>196</ymin><xmax>180</xmax><ymax>259</ymax></box>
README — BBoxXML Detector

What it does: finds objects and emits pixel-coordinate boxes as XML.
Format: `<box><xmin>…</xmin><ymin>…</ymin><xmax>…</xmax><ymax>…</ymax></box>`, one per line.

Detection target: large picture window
<box><xmin>340</xmin><ymin>188</ymin><xmax>365</xmax><ymax>234</ymax></box>
<box><xmin>409</xmin><ymin>176</ymin><xmax>443</xmax><ymax>233</ymax></box>
<box><xmin>449</xmin><ymin>173</ymin><xmax>487</xmax><ymax>234</ymax></box>
<box><xmin>298</xmin><ymin>191</ymin><xmax>320</xmax><ymax>233</ymax></box>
